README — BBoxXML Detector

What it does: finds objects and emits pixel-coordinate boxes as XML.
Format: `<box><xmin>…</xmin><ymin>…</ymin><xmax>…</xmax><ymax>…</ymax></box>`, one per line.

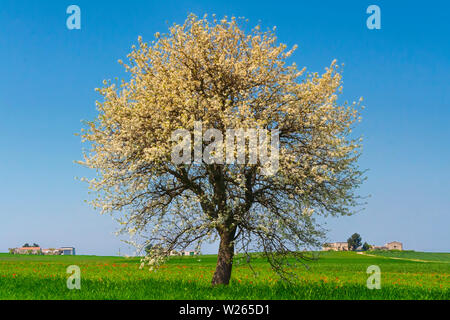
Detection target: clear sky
<box><xmin>0</xmin><ymin>0</ymin><xmax>448</xmax><ymax>255</ymax></box>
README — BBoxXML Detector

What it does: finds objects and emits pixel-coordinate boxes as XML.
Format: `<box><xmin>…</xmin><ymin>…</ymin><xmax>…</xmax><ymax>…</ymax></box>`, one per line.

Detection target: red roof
<box><xmin>19</xmin><ymin>247</ymin><xmax>41</xmax><ymax>250</ymax></box>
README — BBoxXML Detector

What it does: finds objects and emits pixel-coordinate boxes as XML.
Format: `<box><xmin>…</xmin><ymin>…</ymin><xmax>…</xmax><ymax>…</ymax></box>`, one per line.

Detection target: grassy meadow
<box><xmin>0</xmin><ymin>251</ymin><xmax>448</xmax><ymax>300</ymax></box>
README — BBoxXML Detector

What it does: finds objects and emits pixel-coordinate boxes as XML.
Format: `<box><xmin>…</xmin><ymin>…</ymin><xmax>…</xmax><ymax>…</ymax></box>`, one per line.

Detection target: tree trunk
<box><xmin>211</xmin><ymin>229</ymin><xmax>235</xmax><ymax>286</ymax></box>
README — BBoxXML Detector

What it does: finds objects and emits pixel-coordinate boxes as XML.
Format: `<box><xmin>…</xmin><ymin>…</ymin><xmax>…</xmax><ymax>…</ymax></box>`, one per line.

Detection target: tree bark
<box><xmin>211</xmin><ymin>229</ymin><xmax>235</xmax><ymax>286</ymax></box>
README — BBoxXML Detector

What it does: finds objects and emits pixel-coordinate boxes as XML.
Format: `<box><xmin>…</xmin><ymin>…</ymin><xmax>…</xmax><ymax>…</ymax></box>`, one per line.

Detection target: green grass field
<box><xmin>366</xmin><ymin>250</ymin><xmax>450</xmax><ymax>262</ymax></box>
<box><xmin>0</xmin><ymin>251</ymin><xmax>448</xmax><ymax>300</ymax></box>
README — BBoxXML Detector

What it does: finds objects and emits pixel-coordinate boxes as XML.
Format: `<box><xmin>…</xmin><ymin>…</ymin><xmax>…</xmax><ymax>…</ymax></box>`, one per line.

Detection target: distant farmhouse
<box><xmin>322</xmin><ymin>242</ymin><xmax>349</xmax><ymax>251</ymax></box>
<box><xmin>9</xmin><ymin>246</ymin><xmax>76</xmax><ymax>255</ymax></box>
<box><xmin>11</xmin><ymin>246</ymin><xmax>42</xmax><ymax>255</ymax></box>
<box><xmin>372</xmin><ymin>241</ymin><xmax>403</xmax><ymax>251</ymax></box>
<box><xmin>168</xmin><ymin>250</ymin><xmax>199</xmax><ymax>256</ymax></box>
<box><xmin>323</xmin><ymin>241</ymin><xmax>403</xmax><ymax>251</ymax></box>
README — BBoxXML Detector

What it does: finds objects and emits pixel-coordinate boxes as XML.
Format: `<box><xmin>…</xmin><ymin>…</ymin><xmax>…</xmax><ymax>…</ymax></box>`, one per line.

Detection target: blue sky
<box><xmin>0</xmin><ymin>0</ymin><xmax>448</xmax><ymax>255</ymax></box>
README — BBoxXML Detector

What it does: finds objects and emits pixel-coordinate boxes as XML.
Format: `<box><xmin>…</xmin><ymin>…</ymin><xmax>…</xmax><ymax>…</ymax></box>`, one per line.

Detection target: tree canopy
<box><xmin>22</xmin><ymin>243</ymin><xmax>39</xmax><ymax>248</ymax></box>
<box><xmin>79</xmin><ymin>14</ymin><xmax>364</xmax><ymax>285</ymax></box>
<box><xmin>347</xmin><ymin>233</ymin><xmax>363</xmax><ymax>251</ymax></box>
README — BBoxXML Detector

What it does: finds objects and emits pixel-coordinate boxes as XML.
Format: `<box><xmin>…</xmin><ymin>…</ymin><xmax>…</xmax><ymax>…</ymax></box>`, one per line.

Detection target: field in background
<box><xmin>365</xmin><ymin>250</ymin><xmax>450</xmax><ymax>262</ymax></box>
<box><xmin>0</xmin><ymin>251</ymin><xmax>448</xmax><ymax>300</ymax></box>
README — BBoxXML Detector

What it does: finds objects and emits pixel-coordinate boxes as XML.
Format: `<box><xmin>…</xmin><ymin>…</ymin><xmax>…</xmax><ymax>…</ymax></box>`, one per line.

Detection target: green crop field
<box><xmin>0</xmin><ymin>251</ymin><xmax>448</xmax><ymax>300</ymax></box>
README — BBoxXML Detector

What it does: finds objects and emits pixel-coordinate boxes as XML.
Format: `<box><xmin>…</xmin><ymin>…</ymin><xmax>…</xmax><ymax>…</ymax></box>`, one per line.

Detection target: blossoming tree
<box><xmin>79</xmin><ymin>14</ymin><xmax>364</xmax><ymax>285</ymax></box>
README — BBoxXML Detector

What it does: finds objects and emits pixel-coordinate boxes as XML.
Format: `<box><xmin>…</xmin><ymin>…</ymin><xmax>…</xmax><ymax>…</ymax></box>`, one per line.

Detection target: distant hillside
<box><xmin>368</xmin><ymin>251</ymin><xmax>450</xmax><ymax>262</ymax></box>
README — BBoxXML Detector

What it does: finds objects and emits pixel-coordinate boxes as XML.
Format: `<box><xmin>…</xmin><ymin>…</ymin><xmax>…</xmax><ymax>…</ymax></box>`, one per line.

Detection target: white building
<box><xmin>60</xmin><ymin>247</ymin><xmax>76</xmax><ymax>255</ymax></box>
<box><xmin>181</xmin><ymin>250</ymin><xmax>199</xmax><ymax>256</ymax></box>
<box><xmin>322</xmin><ymin>242</ymin><xmax>349</xmax><ymax>251</ymax></box>
<box><xmin>385</xmin><ymin>241</ymin><xmax>403</xmax><ymax>250</ymax></box>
